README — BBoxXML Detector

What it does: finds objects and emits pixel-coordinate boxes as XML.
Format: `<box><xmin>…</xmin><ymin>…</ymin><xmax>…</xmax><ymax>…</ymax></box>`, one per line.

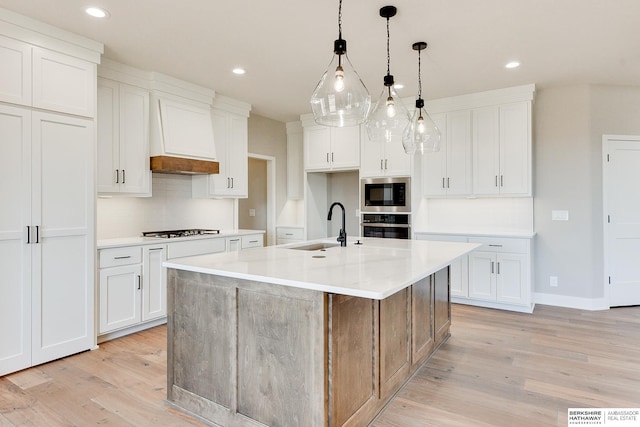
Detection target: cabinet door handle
<box><xmin>447</xmin><ymin>177</ymin><xmax>450</xmax><ymax>188</ymax></box>
<box><xmin>115</xmin><ymin>169</ymin><xmax>120</xmax><ymax>184</ymax></box>
<box><xmin>500</xmin><ymin>175</ymin><xmax>504</xmax><ymax>187</ymax></box>
<box><xmin>385</xmin><ymin>159</ymin><xmax>388</xmax><ymax>170</ymax></box>
<box><xmin>326</xmin><ymin>153</ymin><xmax>329</xmax><ymax>163</ymax></box>
<box><xmin>331</xmin><ymin>152</ymin><xmax>334</xmax><ymax>162</ymax></box>
<box><xmin>231</xmin><ymin>177</ymin><xmax>234</xmax><ymax>188</ymax></box>
<box><xmin>491</xmin><ymin>261</ymin><xmax>495</xmax><ymax>274</ymax></box>
<box><xmin>122</xmin><ymin>169</ymin><xmax>126</xmax><ymax>184</ymax></box>
<box><xmin>35</xmin><ymin>225</ymin><xmax>39</xmax><ymax>243</ymax></box>
<box><xmin>497</xmin><ymin>262</ymin><xmax>501</xmax><ymax>274</ymax></box>
<box><xmin>114</xmin><ymin>255</ymin><xmax>131</xmax><ymax>260</ymax></box>
<box><xmin>442</xmin><ymin>177</ymin><xmax>445</xmax><ymax>189</ymax></box>
<box><xmin>381</xmin><ymin>159</ymin><xmax>383</xmax><ymax>170</ymax></box>
<box><xmin>26</xmin><ymin>226</ymin><xmax>31</xmax><ymax>244</ymax></box>
<box><xmin>495</xmin><ymin>175</ymin><xmax>498</xmax><ymax>187</ymax></box>
<box><xmin>137</xmin><ymin>275</ymin><xmax>141</xmax><ymax>290</ymax></box>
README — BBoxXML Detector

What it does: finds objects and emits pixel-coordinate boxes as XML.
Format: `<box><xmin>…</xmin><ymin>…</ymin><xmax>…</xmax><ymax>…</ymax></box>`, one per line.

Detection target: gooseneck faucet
<box><xmin>327</xmin><ymin>202</ymin><xmax>347</xmax><ymax>247</ymax></box>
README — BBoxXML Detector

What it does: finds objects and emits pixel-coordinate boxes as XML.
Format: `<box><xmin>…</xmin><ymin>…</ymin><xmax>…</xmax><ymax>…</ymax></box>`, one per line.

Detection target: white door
<box><xmin>31</xmin><ymin>112</ymin><xmax>95</xmax><ymax>365</ymax></box>
<box><xmin>0</xmin><ymin>105</ymin><xmax>32</xmax><ymax>376</ymax></box>
<box><xmin>604</xmin><ymin>136</ymin><xmax>640</xmax><ymax>306</ymax></box>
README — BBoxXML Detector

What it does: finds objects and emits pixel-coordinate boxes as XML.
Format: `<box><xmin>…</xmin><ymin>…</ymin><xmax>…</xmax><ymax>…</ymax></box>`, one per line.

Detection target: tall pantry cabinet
<box><xmin>0</xmin><ymin>9</ymin><xmax>103</xmax><ymax>376</ymax></box>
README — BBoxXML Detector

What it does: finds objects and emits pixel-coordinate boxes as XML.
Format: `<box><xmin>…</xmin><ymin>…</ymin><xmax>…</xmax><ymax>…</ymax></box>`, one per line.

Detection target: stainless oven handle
<box><xmin>361</xmin><ymin>223</ymin><xmax>411</xmax><ymax>228</ymax></box>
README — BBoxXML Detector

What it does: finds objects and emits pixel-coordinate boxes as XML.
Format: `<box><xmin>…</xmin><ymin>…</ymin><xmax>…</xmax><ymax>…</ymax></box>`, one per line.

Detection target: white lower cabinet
<box><xmin>98</xmin><ymin>244</ymin><xmax>167</xmax><ymax>338</ymax></box>
<box><xmin>416</xmin><ymin>233</ymin><xmax>533</xmax><ymax>312</ymax></box>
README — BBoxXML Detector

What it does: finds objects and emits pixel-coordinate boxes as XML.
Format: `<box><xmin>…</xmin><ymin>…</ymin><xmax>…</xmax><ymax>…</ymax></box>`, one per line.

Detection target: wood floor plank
<box><xmin>1</xmin><ymin>303</ymin><xmax>638</xmax><ymax>427</ymax></box>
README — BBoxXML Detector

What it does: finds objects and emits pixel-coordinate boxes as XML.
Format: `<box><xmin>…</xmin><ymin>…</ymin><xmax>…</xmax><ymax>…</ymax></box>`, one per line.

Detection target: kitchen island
<box><xmin>164</xmin><ymin>237</ymin><xmax>479</xmax><ymax>427</ymax></box>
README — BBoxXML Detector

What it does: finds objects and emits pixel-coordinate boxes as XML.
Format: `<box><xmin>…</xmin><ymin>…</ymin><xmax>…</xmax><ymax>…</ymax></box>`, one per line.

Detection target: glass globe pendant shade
<box><xmin>310</xmin><ymin>39</ymin><xmax>371</xmax><ymax>127</ymax></box>
<box><xmin>366</xmin><ymin>76</ymin><xmax>410</xmax><ymax>143</ymax></box>
<box><xmin>402</xmin><ymin>99</ymin><xmax>441</xmax><ymax>154</ymax></box>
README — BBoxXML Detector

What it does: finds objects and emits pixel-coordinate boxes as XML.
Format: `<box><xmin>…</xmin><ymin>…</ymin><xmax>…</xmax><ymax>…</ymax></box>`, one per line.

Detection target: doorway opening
<box><xmin>239</xmin><ymin>154</ymin><xmax>276</xmax><ymax>246</ymax></box>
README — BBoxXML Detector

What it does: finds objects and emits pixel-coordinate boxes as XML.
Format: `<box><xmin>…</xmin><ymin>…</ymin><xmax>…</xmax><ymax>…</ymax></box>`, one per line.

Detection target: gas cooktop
<box><xmin>141</xmin><ymin>229</ymin><xmax>220</xmax><ymax>239</ymax></box>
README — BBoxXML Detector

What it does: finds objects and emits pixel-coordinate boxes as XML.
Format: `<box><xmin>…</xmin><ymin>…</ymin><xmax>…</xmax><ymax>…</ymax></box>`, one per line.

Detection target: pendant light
<box><xmin>310</xmin><ymin>0</ymin><xmax>371</xmax><ymax>127</ymax></box>
<box><xmin>365</xmin><ymin>6</ymin><xmax>410</xmax><ymax>144</ymax></box>
<box><xmin>402</xmin><ymin>42</ymin><xmax>441</xmax><ymax>154</ymax></box>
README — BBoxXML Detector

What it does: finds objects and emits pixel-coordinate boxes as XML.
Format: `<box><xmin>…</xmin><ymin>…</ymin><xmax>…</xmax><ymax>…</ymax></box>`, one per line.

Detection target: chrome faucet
<box><xmin>327</xmin><ymin>202</ymin><xmax>347</xmax><ymax>247</ymax></box>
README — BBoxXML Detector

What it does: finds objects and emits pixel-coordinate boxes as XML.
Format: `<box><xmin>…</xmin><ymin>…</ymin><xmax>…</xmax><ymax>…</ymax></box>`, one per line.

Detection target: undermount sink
<box><xmin>288</xmin><ymin>242</ymin><xmax>340</xmax><ymax>251</ymax></box>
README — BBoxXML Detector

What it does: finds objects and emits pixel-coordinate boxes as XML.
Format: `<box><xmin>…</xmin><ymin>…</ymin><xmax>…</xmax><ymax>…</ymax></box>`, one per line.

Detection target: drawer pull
<box><xmin>114</xmin><ymin>255</ymin><xmax>131</xmax><ymax>260</ymax></box>
<box><xmin>149</xmin><ymin>247</ymin><xmax>163</xmax><ymax>251</ymax></box>
<box><xmin>249</xmin><ymin>240</ymin><xmax>258</xmax><ymax>243</ymax></box>
<box><xmin>285</xmin><ymin>233</ymin><xmax>294</xmax><ymax>236</ymax></box>
<box><xmin>488</xmin><ymin>244</ymin><xmax>503</xmax><ymax>247</ymax></box>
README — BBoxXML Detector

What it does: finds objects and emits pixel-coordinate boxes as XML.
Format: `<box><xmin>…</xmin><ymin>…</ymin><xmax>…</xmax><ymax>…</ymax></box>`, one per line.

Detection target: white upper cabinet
<box><xmin>0</xmin><ymin>35</ymin><xmax>31</xmax><ymax>106</ymax></box>
<box><xmin>302</xmin><ymin>118</ymin><xmax>360</xmax><ymax>172</ymax></box>
<box><xmin>0</xmin><ymin>36</ymin><xmax>96</xmax><ymax>117</ymax></box>
<box><xmin>473</xmin><ymin>102</ymin><xmax>531</xmax><ymax>196</ymax></box>
<box><xmin>423</xmin><ymin>111</ymin><xmax>472</xmax><ymax>197</ymax></box>
<box><xmin>423</xmin><ymin>84</ymin><xmax>534</xmax><ymax>198</ymax></box>
<box><xmin>192</xmin><ymin>96</ymin><xmax>251</xmax><ymax>198</ymax></box>
<box><xmin>360</xmin><ymin>125</ymin><xmax>411</xmax><ymax>178</ymax></box>
<box><xmin>97</xmin><ymin>78</ymin><xmax>151</xmax><ymax>195</ymax></box>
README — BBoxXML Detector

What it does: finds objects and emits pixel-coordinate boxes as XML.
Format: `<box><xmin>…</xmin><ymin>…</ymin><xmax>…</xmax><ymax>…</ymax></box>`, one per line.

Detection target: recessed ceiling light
<box><xmin>505</xmin><ymin>61</ymin><xmax>520</xmax><ymax>69</ymax></box>
<box><xmin>85</xmin><ymin>6</ymin><xmax>110</xmax><ymax>18</ymax></box>
<box><xmin>394</xmin><ymin>83</ymin><xmax>404</xmax><ymax>89</ymax></box>
<box><xmin>232</xmin><ymin>68</ymin><xmax>246</xmax><ymax>75</ymax></box>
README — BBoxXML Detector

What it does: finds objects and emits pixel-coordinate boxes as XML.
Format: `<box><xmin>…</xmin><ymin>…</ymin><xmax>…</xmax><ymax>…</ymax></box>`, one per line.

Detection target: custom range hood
<box><xmin>148</xmin><ymin>72</ymin><xmax>219</xmax><ymax>175</ymax></box>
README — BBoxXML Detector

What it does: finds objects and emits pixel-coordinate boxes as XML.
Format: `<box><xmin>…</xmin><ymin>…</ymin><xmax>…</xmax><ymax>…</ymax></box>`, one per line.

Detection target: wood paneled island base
<box><xmin>166</xmin><ymin>267</ymin><xmax>451</xmax><ymax>427</ymax></box>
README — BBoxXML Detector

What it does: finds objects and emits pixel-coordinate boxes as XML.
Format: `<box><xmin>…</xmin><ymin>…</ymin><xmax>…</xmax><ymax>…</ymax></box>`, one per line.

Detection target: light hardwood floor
<box><xmin>1</xmin><ymin>304</ymin><xmax>638</xmax><ymax>426</ymax></box>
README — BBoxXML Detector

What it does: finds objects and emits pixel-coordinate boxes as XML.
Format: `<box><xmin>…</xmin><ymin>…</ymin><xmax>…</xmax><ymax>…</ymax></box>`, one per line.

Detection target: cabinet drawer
<box><xmin>241</xmin><ymin>234</ymin><xmax>263</xmax><ymax>249</ymax></box>
<box><xmin>167</xmin><ymin>238</ymin><xmax>226</xmax><ymax>259</ymax></box>
<box><xmin>100</xmin><ymin>247</ymin><xmax>143</xmax><ymax>268</ymax></box>
<box><xmin>468</xmin><ymin>237</ymin><xmax>529</xmax><ymax>254</ymax></box>
<box><xmin>276</xmin><ymin>227</ymin><xmax>304</xmax><ymax>240</ymax></box>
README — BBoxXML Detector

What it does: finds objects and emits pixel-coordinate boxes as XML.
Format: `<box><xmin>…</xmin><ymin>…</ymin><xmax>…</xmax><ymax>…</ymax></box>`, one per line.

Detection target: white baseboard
<box><xmin>534</xmin><ymin>293</ymin><xmax>609</xmax><ymax>311</ymax></box>
<box><xmin>97</xmin><ymin>317</ymin><xmax>167</xmax><ymax>343</ymax></box>
<box><xmin>452</xmin><ymin>297</ymin><xmax>534</xmax><ymax>313</ymax></box>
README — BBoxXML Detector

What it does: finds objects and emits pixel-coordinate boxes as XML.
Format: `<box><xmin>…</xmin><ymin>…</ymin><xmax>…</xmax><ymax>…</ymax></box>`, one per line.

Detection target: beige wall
<box><xmin>239</xmin><ymin>157</ymin><xmax>267</xmax><ymax>232</ymax></box>
<box><xmin>533</xmin><ymin>84</ymin><xmax>640</xmax><ymax>304</ymax></box>
<box><xmin>247</xmin><ymin>114</ymin><xmax>288</xmax><ymax>223</ymax></box>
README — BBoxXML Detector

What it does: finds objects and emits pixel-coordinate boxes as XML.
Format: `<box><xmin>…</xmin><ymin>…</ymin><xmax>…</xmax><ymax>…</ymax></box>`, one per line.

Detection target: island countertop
<box><xmin>164</xmin><ymin>237</ymin><xmax>480</xmax><ymax>299</ymax></box>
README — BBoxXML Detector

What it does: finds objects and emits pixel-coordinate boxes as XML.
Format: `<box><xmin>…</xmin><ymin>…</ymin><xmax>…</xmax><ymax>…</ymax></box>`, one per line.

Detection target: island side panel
<box><xmin>410</xmin><ymin>275</ymin><xmax>435</xmax><ymax>368</ymax></box>
<box><xmin>329</xmin><ymin>294</ymin><xmax>379</xmax><ymax>427</ymax></box>
<box><xmin>167</xmin><ymin>268</ymin><xmax>326</xmax><ymax>427</ymax></box>
<box><xmin>434</xmin><ymin>266</ymin><xmax>452</xmax><ymax>343</ymax></box>
<box><xmin>379</xmin><ymin>288</ymin><xmax>411</xmax><ymax>398</ymax></box>
<box><xmin>237</xmin><ymin>288</ymin><xmax>325</xmax><ymax>427</ymax></box>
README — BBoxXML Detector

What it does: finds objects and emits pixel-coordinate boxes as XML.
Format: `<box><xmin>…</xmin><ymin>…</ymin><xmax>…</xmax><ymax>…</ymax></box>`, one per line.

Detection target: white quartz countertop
<box><xmin>164</xmin><ymin>237</ymin><xmax>481</xmax><ymax>300</ymax></box>
<box><xmin>97</xmin><ymin>229</ymin><xmax>265</xmax><ymax>249</ymax></box>
<box><xmin>415</xmin><ymin>230</ymin><xmax>536</xmax><ymax>239</ymax></box>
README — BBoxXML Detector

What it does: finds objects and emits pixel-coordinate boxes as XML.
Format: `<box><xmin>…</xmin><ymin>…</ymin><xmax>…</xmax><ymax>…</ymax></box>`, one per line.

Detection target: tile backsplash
<box><xmin>97</xmin><ymin>173</ymin><xmax>235</xmax><ymax>239</ymax></box>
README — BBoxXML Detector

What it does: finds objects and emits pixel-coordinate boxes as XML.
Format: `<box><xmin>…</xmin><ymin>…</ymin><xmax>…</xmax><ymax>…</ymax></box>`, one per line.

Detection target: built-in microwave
<box><xmin>360</xmin><ymin>177</ymin><xmax>410</xmax><ymax>213</ymax></box>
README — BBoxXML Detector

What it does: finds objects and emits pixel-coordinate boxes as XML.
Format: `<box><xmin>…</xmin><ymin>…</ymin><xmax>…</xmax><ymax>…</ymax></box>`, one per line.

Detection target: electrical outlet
<box><xmin>551</xmin><ymin>210</ymin><xmax>569</xmax><ymax>221</ymax></box>
<box><xmin>550</xmin><ymin>276</ymin><xmax>558</xmax><ymax>287</ymax></box>
<box><xmin>249</xmin><ymin>209</ymin><xmax>256</xmax><ymax>217</ymax></box>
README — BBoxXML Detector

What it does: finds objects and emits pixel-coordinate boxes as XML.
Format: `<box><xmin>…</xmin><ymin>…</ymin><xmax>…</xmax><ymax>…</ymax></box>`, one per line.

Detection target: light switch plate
<box><xmin>551</xmin><ymin>210</ymin><xmax>569</xmax><ymax>221</ymax></box>
<box><xmin>249</xmin><ymin>209</ymin><xmax>256</xmax><ymax>217</ymax></box>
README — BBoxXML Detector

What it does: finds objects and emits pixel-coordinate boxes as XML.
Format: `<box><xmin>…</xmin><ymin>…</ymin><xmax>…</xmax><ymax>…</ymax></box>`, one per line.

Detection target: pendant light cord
<box><xmin>386</xmin><ymin>16</ymin><xmax>391</xmax><ymax>76</ymax></box>
<box><xmin>417</xmin><ymin>47</ymin><xmax>422</xmax><ymax>99</ymax></box>
<box><xmin>338</xmin><ymin>0</ymin><xmax>343</xmax><ymax>39</ymax></box>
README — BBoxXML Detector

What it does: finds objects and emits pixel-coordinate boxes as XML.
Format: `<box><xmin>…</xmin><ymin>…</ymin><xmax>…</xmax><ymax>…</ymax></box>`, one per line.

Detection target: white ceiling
<box><xmin>2</xmin><ymin>0</ymin><xmax>640</xmax><ymax>123</ymax></box>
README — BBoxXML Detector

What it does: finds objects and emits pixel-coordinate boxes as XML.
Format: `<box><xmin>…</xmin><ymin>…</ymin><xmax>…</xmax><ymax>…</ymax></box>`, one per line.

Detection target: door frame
<box><xmin>247</xmin><ymin>153</ymin><xmax>276</xmax><ymax>246</ymax></box>
<box><xmin>602</xmin><ymin>134</ymin><xmax>640</xmax><ymax>307</ymax></box>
